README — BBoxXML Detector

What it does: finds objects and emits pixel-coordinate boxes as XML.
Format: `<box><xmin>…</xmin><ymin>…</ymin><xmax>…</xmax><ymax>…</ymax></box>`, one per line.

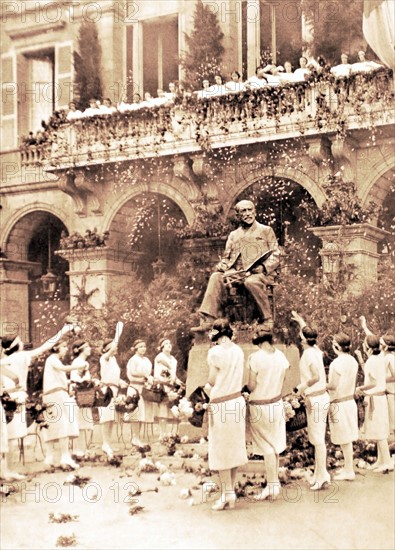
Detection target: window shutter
<box><xmin>1</xmin><ymin>53</ymin><xmax>17</xmax><ymax>149</ymax></box>
<box><xmin>55</xmin><ymin>41</ymin><xmax>73</xmax><ymax>110</ymax></box>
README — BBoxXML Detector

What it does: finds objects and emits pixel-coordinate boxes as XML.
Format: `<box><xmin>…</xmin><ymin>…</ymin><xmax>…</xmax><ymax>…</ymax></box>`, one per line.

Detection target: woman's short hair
<box><xmin>209</xmin><ymin>318</ymin><xmax>233</xmax><ymax>343</ymax></box>
<box><xmin>302</xmin><ymin>326</ymin><xmax>318</xmax><ymax>346</ymax></box>
<box><xmin>72</xmin><ymin>340</ymin><xmax>87</xmax><ymax>357</ymax></box>
<box><xmin>232</xmin><ymin>71</ymin><xmax>241</xmax><ymax>79</ymax></box>
<box><xmin>382</xmin><ymin>333</ymin><xmax>395</xmax><ymax>352</ymax></box>
<box><xmin>132</xmin><ymin>339</ymin><xmax>145</xmax><ymax>351</ymax></box>
<box><xmin>51</xmin><ymin>338</ymin><xmax>68</xmax><ymax>354</ymax></box>
<box><xmin>0</xmin><ymin>336</ymin><xmax>20</xmax><ymax>356</ymax></box>
<box><xmin>158</xmin><ymin>337</ymin><xmax>170</xmax><ymax>351</ymax></box>
<box><xmin>365</xmin><ymin>334</ymin><xmax>380</xmax><ymax>354</ymax></box>
<box><xmin>252</xmin><ymin>329</ymin><xmax>273</xmax><ymax>346</ymax></box>
<box><xmin>333</xmin><ymin>332</ymin><xmax>351</xmax><ymax>353</ymax></box>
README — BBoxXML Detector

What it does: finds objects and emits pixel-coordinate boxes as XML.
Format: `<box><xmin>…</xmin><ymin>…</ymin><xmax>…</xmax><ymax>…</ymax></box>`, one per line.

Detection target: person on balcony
<box><xmin>82</xmin><ymin>98</ymin><xmax>101</xmax><ymax>117</ymax></box>
<box><xmin>246</xmin><ymin>66</ymin><xmax>269</xmax><ymax>90</ymax></box>
<box><xmin>196</xmin><ymin>78</ymin><xmax>211</xmax><ymax>99</ymax></box>
<box><xmin>261</xmin><ymin>64</ymin><xmax>283</xmax><ymax>86</ymax></box>
<box><xmin>351</xmin><ymin>50</ymin><xmax>384</xmax><ymax>73</ymax></box>
<box><xmin>225</xmin><ymin>71</ymin><xmax>245</xmax><ymax>93</ymax></box>
<box><xmin>278</xmin><ymin>61</ymin><xmax>297</xmax><ymax>83</ymax></box>
<box><xmin>117</xmin><ymin>92</ymin><xmax>142</xmax><ymax>113</ymax></box>
<box><xmin>165</xmin><ymin>82</ymin><xmax>178</xmax><ymax>100</ymax></box>
<box><xmin>191</xmin><ymin>200</ymin><xmax>280</xmax><ymax>332</ymax></box>
<box><xmin>66</xmin><ymin>101</ymin><xmax>83</xmax><ymax>121</ymax></box>
<box><xmin>293</xmin><ymin>56</ymin><xmax>311</xmax><ymax>81</ymax></box>
<box><xmin>152</xmin><ymin>89</ymin><xmax>172</xmax><ymax>107</ymax></box>
<box><xmin>331</xmin><ymin>54</ymin><xmax>353</xmax><ymax>78</ymax></box>
<box><xmin>207</xmin><ymin>75</ymin><xmax>226</xmax><ymax>96</ymax></box>
<box><xmin>99</xmin><ymin>98</ymin><xmax>117</xmax><ymax>115</ymax></box>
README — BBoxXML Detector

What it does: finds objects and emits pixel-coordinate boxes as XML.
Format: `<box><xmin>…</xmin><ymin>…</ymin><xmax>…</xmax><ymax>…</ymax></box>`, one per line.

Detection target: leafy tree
<box><xmin>73</xmin><ymin>20</ymin><xmax>103</xmax><ymax>109</ymax></box>
<box><xmin>181</xmin><ymin>0</ymin><xmax>225</xmax><ymax>90</ymax></box>
<box><xmin>301</xmin><ymin>0</ymin><xmax>366</xmax><ymax>64</ymax></box>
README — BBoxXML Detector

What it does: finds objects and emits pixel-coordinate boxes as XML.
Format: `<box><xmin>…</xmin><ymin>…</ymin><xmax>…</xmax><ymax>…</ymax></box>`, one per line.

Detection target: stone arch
<box><xmin>223</xmin><ymin>165</ymin><xmax>327</xmax><ymax>216</ymax></box>
<box><xmin>360</xmin><ymin>156</ymin><xmax>395</xmax><ymax>207</ymax></box>
<box><xmin>2</xmin><ymin>203</ymin><xmax>71</xmax><ymax>260</ymax></box>
<box><xmin>102</xmin><ymin>182</ymin><xmax>196</xmax><ymax>233</ymax></box>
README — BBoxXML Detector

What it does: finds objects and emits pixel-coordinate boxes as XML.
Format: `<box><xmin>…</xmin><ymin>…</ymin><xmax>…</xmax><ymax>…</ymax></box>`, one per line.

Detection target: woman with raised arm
<box><xmin>70</xmin><ymin>340</ymin><xmax>94</xmax><ymax>457</ymax></box>
<box><xmin>1</xmin><ymin>322</ymin><xmax>77</xmax><ymax>464</ymax></box>
<box><xmin>126</xmin><ymin>339</ymin><xmax>154</xmax><ymax>446</ymax></box>
<box><xmin>154</xmin><ymin>338</ymin><xmax>178</xmax><ymax>438</ymax></box>
<box><xmin>291</xmin><ymin>311</ymin><xmax>330</xmax><ymax>490</ymax></box>
<box><xmin>0</xmin><ymin>345</ymin><xmax>25</xmax><ymax>482</ymax></box>
<box><xmin>327</xmin><ymin>332</ymin><xmax>359</xmax><ymax>481</ymax></box>
<box><xmin>98</xmin><ymin>322</ymin><xmax>126</xmax><ymax>458</ymax></box>
<box><xmin>356</xmin><ymin>334</ymin><xmax>393</xmax><ymax>472</ymax></box>
<box><xmin>204</xmin><ymin>318</ymin><xmax>248</xmax><ymax>511</ymax></box>
<box><xmin>247</xmin><ymin>329</ymin><xmax>289</xmax><ymax>501</ymax></box>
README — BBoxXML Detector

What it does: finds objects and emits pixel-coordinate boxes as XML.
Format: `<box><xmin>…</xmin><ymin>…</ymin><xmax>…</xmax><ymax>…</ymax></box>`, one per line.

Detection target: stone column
<box><xmin>309</xmin><ymin>223</ymin><xmax>389</xmax><ymax>293</ymax></box>
<box><xmin>0</xmin><ymin>259</ymin><xmax>38</xmax><ymax>342</ymax></box>
<box><xmin>246</xmin><ymin>0</ymin><xmax>260</xmax><ymax>77</ymax></box>
<box><xmin>56</xmin><ymin>247</ymin><xmax>144</xmax><ymax>308</ymax></box>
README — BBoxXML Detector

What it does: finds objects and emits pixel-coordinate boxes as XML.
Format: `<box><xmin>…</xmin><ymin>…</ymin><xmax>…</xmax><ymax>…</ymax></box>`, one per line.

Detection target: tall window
<box><xmin>259</xmin><ymin>0</ymin><xmax>302</xmax><ymax>66</ymax></box>
<box><xmin>143</xmin><ymin>15</ymin><xmax>179</xmax><ymax>96</ymax></box>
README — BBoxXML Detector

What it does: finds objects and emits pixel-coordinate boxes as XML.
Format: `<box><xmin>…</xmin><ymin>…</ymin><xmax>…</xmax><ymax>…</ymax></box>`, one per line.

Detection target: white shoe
<box><xmin>373</xmin><ymin>463</ymin><xmax>394</xmax><ymax>473</ymax></box>
<box><xmin>333</xmin><ymin>470</ymin><xmax>355</xmax><ymax>481</ymax></box>
<box><xmin>73</xmin><ymin>451</ymin><xmax>85</xmax><ymax>458</ymax></box>
<box><xmin>310</xmin><ymin>473</ymin><xmax>331</xmax><ymax>491</ymax></box>
<box><xmin>44</xmin><ymin>457</ymin><xmax>55</xmax><ymax>468</ymax></box>
<box><xmin>102</xmin><ymin>444</ymin><xmax>113</xmax><ymax>457</ymax></box>
<box><xmin>131</xmin><ymin>437</ymin><xmax>143</xmax><ymax>447</ymax></box>
<box><xmin>254</xmin><ymin>483</ymin><xmax>281</xmax><ymax>501</ymax></box>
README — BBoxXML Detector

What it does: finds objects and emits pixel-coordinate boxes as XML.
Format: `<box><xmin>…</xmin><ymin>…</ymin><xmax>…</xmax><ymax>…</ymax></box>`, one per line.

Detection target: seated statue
<box><xmin>191</xmin><ymin>200</ymin><xmax>280</xmax><ymax>332</ymax></box>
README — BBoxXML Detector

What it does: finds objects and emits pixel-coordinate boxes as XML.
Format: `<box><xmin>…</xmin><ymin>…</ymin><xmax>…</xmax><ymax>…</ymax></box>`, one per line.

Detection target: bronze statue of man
<box><xmin>192</xmin><ymin>200</ymin><xmax>280</xmax><ymax>331</ymax></box>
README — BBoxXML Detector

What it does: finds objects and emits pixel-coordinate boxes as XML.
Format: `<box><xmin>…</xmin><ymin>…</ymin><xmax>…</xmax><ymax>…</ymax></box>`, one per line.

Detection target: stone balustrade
<box><xmin>20</xmin><ymin>69</ymin><xmax>394</xmax><ymax>169</ymax></box>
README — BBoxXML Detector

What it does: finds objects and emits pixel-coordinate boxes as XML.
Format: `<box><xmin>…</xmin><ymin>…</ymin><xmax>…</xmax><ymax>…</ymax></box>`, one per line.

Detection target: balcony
<box><xmin>21</xmin><ymin>69</ymin><xmax>394</xmax><ymax>171</ymax></box>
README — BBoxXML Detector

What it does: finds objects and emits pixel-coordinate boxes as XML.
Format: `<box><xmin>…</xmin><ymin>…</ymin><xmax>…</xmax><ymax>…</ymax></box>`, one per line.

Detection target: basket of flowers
<box><xmin>25</xmin><ymin>393</ymin><xmax>48</xmax><ymax>428</ymax></box>
<box><xmin>283</xmin><ymin>394</ymin><xmax>307</xmax><ymax>432</ymax></box>
<box><xmin>114</xmin><ymin>385</ymin><xmax>140</xmax><ymax>414</ymax></box>
<box><xmin>74</xmin><ymin>380</ymin><xmax>112</xmax><ymax>408</ymax></box>
<box><xmin>187</xmin><ymin>386</ymin><xmax>210</xmax><ymax>428</ymax></box>
<box><xmin>142</xmin><ymin>376</ymin><xmax>166</xmax><ymax>403</ymax></box>
<box><xmin>1</xmin><ymin>391</ymin><xmax>19</xmax><ymax>424</ymax></box>
<box><xmin>164</xmin><ymin>380</ymin><xmax>186</xmax><ymax>408</ymax></box>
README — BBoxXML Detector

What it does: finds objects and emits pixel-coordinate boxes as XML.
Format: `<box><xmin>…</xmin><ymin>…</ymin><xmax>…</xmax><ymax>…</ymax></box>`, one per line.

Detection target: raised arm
<box><xmin>291</xmin><ymin>310</ymin><xmax>307</xmax><ymax>330</ymax></box>
<box><xmin>102</xmin><ymin>321</ymin><xmax>124</xmax><ymax>361</ymax></box>
<box><xmin>29</xmin><ymin>321</ymin><xmax>80</xmax><ymax>359</ymax></box>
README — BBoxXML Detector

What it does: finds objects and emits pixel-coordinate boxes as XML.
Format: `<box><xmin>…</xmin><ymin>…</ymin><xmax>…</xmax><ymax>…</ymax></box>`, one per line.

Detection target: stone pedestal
<box><xmin>0</xmin><ymin>258</ymin><xmax>39</xmax><ymax>342</ymax></box>
<box><xmin>186</xmin><ymin>329</ymin><xmax>300</xmax><ymax>399</ymax></box>
<box><xmin>309</xmin><ymin>223</ymin><xmax>389</xmax><ymax>293</ymax></box>
<box><xmin>56</xmin><ymin>247</ymin><xmax>143</xmax><ymax>308</ymax></box>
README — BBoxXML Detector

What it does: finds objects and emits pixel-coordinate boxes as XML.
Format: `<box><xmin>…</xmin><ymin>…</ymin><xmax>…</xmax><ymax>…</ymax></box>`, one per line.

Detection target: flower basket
<box><xmin>94</xmin><ymin>386</ymin><xmax>113</xmax><ymax>408</ymax></box>
<box><xmin>142</xmin><ymin>387</ymin><xmax>165</xmax><ymax>403</ymax></box>
<box><xmin>187</xmin><ymin>386</ymin><xmax>209</xmax><ymax>428</ymax></box>
<box><xmin>75</xmin><ymin>387</ymin><xmax>97</xmax><ymax>408</ymax></box>
<box><xmin>114</xmin><ymin>386</ymin><xmax>140</xmax><ymax>415</ymax></box>
<box><xmin>286</xmin><ymin>403</ymin><xmax>307</xmax><ymax>432</ymax></box>
<box><xmin>1</xmin><ymin>392</ymin><xmax>18</xmax><ymax>424</ymax></box>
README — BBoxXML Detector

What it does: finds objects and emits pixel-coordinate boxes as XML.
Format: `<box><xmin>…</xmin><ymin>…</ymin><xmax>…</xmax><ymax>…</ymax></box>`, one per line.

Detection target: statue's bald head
<box><xmin>235</xmin><ymin>200</ymin><xmax>255</xmax><ymax>213</ymax></box>
<box><xmin>235</xmin><ymin>200</ymin><xmax>256</xmax><ymax>226</ymax></box>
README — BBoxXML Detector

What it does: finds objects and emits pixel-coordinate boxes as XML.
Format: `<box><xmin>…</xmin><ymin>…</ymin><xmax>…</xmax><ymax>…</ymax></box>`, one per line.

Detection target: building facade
<box><xmin>1</xmin><ymin>0</ymin><xmax>394</xmax><ymax>343</ymax></box>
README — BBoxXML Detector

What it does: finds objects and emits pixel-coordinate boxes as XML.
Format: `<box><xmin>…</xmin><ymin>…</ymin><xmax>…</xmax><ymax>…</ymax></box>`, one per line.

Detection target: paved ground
<box><xmin>1</xmin><ymin>425</ymin><xmax>394</xmax><ymax>550</ymax></box>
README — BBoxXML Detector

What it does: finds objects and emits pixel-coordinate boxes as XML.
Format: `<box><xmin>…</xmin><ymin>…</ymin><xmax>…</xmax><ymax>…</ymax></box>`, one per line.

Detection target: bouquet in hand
<box><xmin>114</xmin><ymin>386</ymin><xmax>140</xmax><ymax>414</ymax></box>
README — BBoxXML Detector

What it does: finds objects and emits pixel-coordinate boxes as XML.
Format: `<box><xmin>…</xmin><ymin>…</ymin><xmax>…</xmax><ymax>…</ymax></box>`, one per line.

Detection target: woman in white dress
<box><xmin>42</xmin><ymin>338</ymin><xmax>87</xmax><ymax>470</ymax></box>
<box><xmin>1</xmin><ymin>323</ymin><xmax>77</xmax><ymax>468</ymax></box>
<box><xmin>126</xmin><ymin>339</ymin><xmax>154</xmax><ymax>446</ymax></box>
<box><xmin>204</xmin><ymin>319</ymin><xmax>248</xmax><ymax>511</ymax></box>
<box><xmin>356</xmin><ymin>335</ymin><xmax>392</xmax><ymax>472</ymax></box>
<box><xmin>0</xmin><ymin>346</ymin><xmax>25</xmax><ymax>482</ymax></box>
<box><xmin>70</xmin><ymin>340</ymin><xmax>94</xmax><ymax>456</ymax></box>
<box><xmin>154</xmin><ymin>338</ymin><xmax>178</xmax><ymax>437</ymax></box>
<box><xmin>247</xmin><ymin>330</ymin><xmax>289</xmax><ymax>501</ymax></box>
<box><xmin>381</xmin><ymin>334</ymin><xmax>395</xmax><ymax>437</ymax></box>
<box><xmin>327</xmin><ymin>332</ymin><xmax>359</xmax><ymax>481</ymax></box>
<box><xmin>98</xmin><ymin>331</ymin><xmax>127</xmax><ymax>457</ymax></box>
<box><xmin>291</xmin><ymin>311</ymin><xmax>330</xmax><ymax>490</ymax></box>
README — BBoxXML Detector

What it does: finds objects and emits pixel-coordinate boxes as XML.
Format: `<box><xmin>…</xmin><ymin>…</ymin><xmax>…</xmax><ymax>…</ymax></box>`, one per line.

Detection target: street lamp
<box><xmin>41</xmin><ymin>226</ymin><xmax>58</xmax><ymax>295</ymax></box>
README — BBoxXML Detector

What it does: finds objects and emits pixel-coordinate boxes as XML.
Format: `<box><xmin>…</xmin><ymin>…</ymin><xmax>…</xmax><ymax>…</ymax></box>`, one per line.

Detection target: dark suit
<box><xmin>199</xmin><ymin>222</ymin><xmax>280</xmax><ymax>320</ymax></box>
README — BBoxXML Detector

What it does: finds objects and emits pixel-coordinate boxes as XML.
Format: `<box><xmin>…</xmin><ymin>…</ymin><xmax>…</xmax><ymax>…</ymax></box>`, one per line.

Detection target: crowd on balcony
<box><xmin>20</xmin><ymin>49</ymin><xmax>388</xmax><ymax>151</ymax></box>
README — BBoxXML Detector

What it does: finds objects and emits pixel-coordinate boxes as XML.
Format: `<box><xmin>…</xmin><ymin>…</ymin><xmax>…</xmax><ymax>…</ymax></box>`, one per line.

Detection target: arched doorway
<box><xmin>3</xmin><ymin>211</ymin><xmax>70</xmax><ymax>345</ymax></box>
<box><xmin>233</xmin><ymin>176</ymin><xmax>322</xmax><ymax>278</ymax></box>
<box><xmin>109</xmin><ymin>192</ymin><xmax>187</xmax><ymax>281</ymax></box>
